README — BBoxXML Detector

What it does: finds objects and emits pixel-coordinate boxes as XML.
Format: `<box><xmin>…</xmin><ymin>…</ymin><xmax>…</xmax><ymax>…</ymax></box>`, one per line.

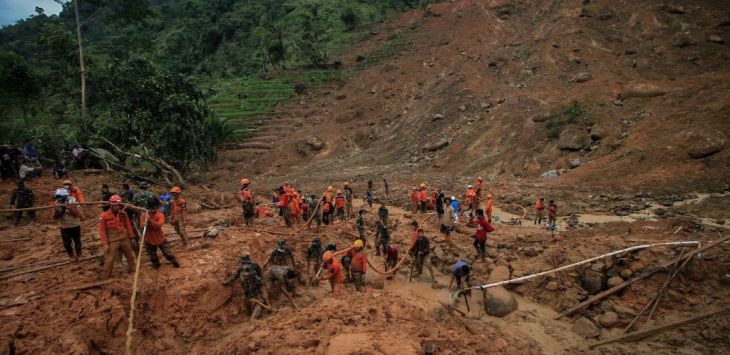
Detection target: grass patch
<box><xmin>546</xmin><ymin>101</ymin><xmax>585</xmax><ymax>139</ymax></box>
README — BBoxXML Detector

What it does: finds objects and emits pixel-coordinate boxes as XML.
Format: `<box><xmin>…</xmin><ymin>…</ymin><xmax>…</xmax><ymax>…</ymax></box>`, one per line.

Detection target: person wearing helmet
<box><xmin>140</xmin><ymin>198</ymin><xmax>180</xmax><ymax>269</ymax></box>
<box><xmin>343</xmin><ymin>182</ymin><xmax>354</xmax><ymax>219</ymax></box>
<box><xmin>10</xmin><ymin>180</ymin><xmax>35</xmax><ymax>225</ymax></box>
<box><xmin>485</xmin><ymin>193</ymin><xmax>494</xmax><ymax>222</ymax></box>
<box><xmin>224</xmin><ymin>257</ymin><xmax>270</xmax><ymax>320</ymax></box>
<box><xmin>64</xmin><ymin>179</ymin><xmax>85</xmax><ymax>203</ymax></box>
<box><xmin>52</xmin><ymin>188</ymin><xmax>83</xmax><ymax>260</ymax></box>
<box><xmin>409</xmin><ymin>187</ymin><xmax>418</xmax><ymax>214</ymax></box>
<box><xmin>465</xmin><ymin>185</ymin><xmax>477</xmax><ymax>213</ymax></box>
<box><xmin>374</xmin><ymin>217</ymin><xmax>390</xmax><ymax>256</ymax></box>
<box><xmin>239</xmin><ymin>178</ymin><xmax>255</xmax><ymax>226</ymax></box>
<box><xmin>324</xmin><ymin>186</ymin><xmax>334</xmax><ymax>203</ymax></box>
<box><xmin>441</xmin><ymin>196</ymin><xmax>455</xmax><ymax>245</ymax></box>
<box><xmin>321</xmin><ymin>196</ymin><xmax>333</xmax><ymax>226</ymax></box>
<box><xmin>98</xmin><ymin>195</ymin><xmax>137</xmax><ymax>278</ymax></box>
<box><xmin>410</xmin><ymin>229</ymin><xmax>435</xmax><ymax>284</ymax></box>
<box><xmin>276</xmin><ymin>186</ymin><xmax>294</xmax><ymax>228</ymax></box>
<box><xmin>534</xmin><ymin>198</ymin><xmax>545</xmax><ymax>225</ymax></box>
<box><xmin>264</xmin><ymin>240</ymin><xmax>296</xmax><ymax>269</ymax></box>
<box><xmin>334</xmin><ymin>190</ymin><xmax>346</xmax><ymax>222</ymax></box>
<box><xmin>325</xmin><ymin>242</ymin><xmax>337</xmax><ymax>253</ymax></box>
<box><xmin>169</xmin><ymin>186</ymin><xmax>189</xmax><ymax>246</ymax></box>
<box><xmin>348</xmin><ymin>240</ymin><xmax>367</xmax><ymax>291</ymax></box>
<box><xmin>306</xmin><ymin>236</ymin><xmax>323</xmax><ymax>275</ymax></box>
<box><xmin>320</xmin><ymin>251</ymin><xmax>345</xmax><ymax>295</ymax></box>
<box><xmin>356</xmin><ymin>210</ymin><xmax>367</xmax><ymax>242</ymax></box>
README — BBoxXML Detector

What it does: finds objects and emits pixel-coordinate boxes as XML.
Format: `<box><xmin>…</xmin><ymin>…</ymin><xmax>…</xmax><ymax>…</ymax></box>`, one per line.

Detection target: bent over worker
<box><xmin>321</xmin><ymin>251</ymin><xmax>345</xmax><ymax>295</ymax></box>
<box><xmin>98</xmin><ymin>195</ymin><xmax>137</xmax><ymax>278</ymax></box>
<box><xmin>224</xmin><ymin>259</ymin><xmax>270</xmax><ymax>321</ymax></box>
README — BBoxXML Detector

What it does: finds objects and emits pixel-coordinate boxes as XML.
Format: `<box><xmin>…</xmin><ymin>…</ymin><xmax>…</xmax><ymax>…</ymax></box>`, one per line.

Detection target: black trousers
<box><xmin>14</xmin><ymin>209</ymin><xmax>35</xmax><ymax>223</ymax></box>
<box><xmin>145</xmin><ymin>241</ymin><xmax>178</xmax><ymax>267</ymax></box>
<box><xmin>473</xmin><ymin>238</ymin><xmax>486</xmax><ymax>257</ymax></box>
<box><xmin>60</xmin><ymin>226</ymin><xmax>82</xmax><ymax>257</ymax></box>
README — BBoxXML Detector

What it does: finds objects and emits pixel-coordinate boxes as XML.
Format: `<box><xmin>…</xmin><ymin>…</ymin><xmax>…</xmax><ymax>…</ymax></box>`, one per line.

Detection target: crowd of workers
<box><xmin>5</xmin><ymin>171</ymin><xmax>560</xmax><ymax>321</ymax></box>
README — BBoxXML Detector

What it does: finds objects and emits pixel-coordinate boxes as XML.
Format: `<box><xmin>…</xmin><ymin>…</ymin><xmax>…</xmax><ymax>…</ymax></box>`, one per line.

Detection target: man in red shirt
<box><xmin>473</xmin><ymin>209</ymin><xmax>494</xmax><ymax>262</ymax></box>
<box><xmin>170</xmin><ymin>186</ymin><xmax>189</xmax><ymax>245</ymax></box>
<box><xmin>98</xmin><ymin>195</ymin><xmax>137</xmax><ymax>278</ymax></box>
<box><xmin>321</xmin><ymin>251</ymin><xmax>345</xmax><ymax>295</ymax></box>
<box><xmin>141</xmin><ymin>198</ymin><xmax>180</xmax><ymax>269</ymax></box>
<box><xmin>417</xmin><ymin>184</ymin><xmax>428</xmax><ymax>213</ymax></box>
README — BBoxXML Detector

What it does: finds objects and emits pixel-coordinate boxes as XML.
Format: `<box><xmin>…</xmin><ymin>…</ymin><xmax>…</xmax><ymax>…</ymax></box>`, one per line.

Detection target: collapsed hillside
<box><xmin>215</xmin><ymin>0</ymin><xmax>729</xmax><ymax>196</ymax></box>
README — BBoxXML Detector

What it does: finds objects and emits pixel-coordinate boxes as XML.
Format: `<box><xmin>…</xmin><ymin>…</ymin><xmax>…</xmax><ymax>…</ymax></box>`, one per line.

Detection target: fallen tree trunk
<box><xmin>0</xmin><ymin>255</ymin><xmax>101</xmax><ymax>280</ymax></box>
<box><xmin>101</xmin><ymin>137</ymin><xmax>186</xmax><ymax>188</ymax></box>
<box><xmin>590</xmin><ymin>307</ymin><xmax>730</xmax><ymax>348</ymax></box>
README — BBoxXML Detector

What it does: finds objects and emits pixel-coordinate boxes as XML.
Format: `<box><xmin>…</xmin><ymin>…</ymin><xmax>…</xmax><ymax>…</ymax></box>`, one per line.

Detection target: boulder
<box><xmin>682</xmin><ymin>130</ymin><xmax>727</xmax><ymax>159</ymax></box>
<box><xmin>590</xmin><ymin>125</ymin><xmax>605</xmax><ymax>140</ymax></box>
<box><xmin>423</xmin><ymin>139</ymin><xmax>450</xmax><ymax>152</ymax></box>
<box><xmin>531</xmin><ymin>112</ymin><xmax>553</xmax><ymax>122</ymax></box>
<box><xmin>485</xmin><ymin>286</ymin><xmax>518</xmax><ymax>317</ymax></box>
<box><xmin>545</xmin><ymin>281</ymin><xmax>559</xmax><ymax>291</ymax></box>
<box><xmin>613</xmin><ymin>304</ymin><xmax>638</xmax><ymax>317</ymax></box>
<box><xmin>672</xmin><ymin>34</ymin><xmax>696</xmax><ymax>48</ymax></box>
<box><xmin>629</xmin><ymin>261</ymin><xmax>647</xmax><ymax>273</ymax></box>
<box><xmin>568</xmin><ymin>158</ymin><xmax>581</xmax><ymax>169</ymax></box>
<box><xmin>433</xmin><ymin>245</ymin><xmax>446</xmax><ymax>261</ymax></box>
<box><xmin>540</xmin><ymin>170</ymin><xmax>558</xmax><ymax>179</ymax></box>
<box><xmin>574</xmin><ymin>72</ymin><xmax>592</xmax><ymax>83</ymax></box>
<box><xmin>457</xmin><ymin>105</ymin><xmax>467</xmax><ymax>112</ymax></box>
<box><xmin>573</xmin><ymin>317</ymin><xmax>600</xmax><ymax>338</ymax></box>
<box><xmin>707</xmin><ymin>35</ymin><xmax>724</xmax><ymax>44</ymax></box>
<box><xmin>486</xmin><ymin>249</ymin><xmax>498</xmax><ymax>258</ymax></box>
<box><xmin>432</xmin><ymin>113</ymin><xmax>445</xmax><ymax>121</ymax></box>
<box><xmin>558</xmin><ymin>127</ymin><xmax>591</xmax><ymax>151</ymax></box>
<box><xmin>304</xmin><ymin>136</ymin><xmax>325</xmax><ymax>150</ymax></box>
<box><xmin>607</xmin><ymin>276</ymin><xmax>624</xmax><ymax>288</ymax></box>
<box><xmin>598</xmin><ymin>311</ymin><xmax>619</xmax><ymax>328</ymax></box>
<box><xmin>620</xmin><ymin>269</ymin><xmax>633</xmax><ymax>279</ymax></box>
<box><xmin>488</xmin><ymin>265</ymin><xmax>511</xmax><ymax>283</ymax></box>
<box><xmin>591</xmin><ymin>262</ymin><xmax>606</xmax><ymax>272</ymax></box>
<box><xmin>581</xmin><ymin>270</ymin><xmax>605</xmax><ymax>294</ymax></box>
<box><xmin>620</xmin><ymin>83</ymin><xmax>667</xmax><ymax>99</ymax></box>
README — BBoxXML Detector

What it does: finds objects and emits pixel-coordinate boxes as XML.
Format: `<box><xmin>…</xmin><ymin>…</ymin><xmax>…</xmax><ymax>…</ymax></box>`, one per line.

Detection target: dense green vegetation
<box><xmin>0</xmin><ymin>0</ymin><xmax>429</xmax><ymax>172</ymax></box>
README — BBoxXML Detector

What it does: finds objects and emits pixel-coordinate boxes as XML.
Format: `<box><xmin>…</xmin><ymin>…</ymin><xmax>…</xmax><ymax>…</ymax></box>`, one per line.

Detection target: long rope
<box><xmin>124</xmin><ymin>209</ymin><xmax>150</xmax><ymax>355</ymax></box>
<box><xmin>460</xmin><ymin>241</ymin><xmax>699</xmax><ymax>292</ymax></box>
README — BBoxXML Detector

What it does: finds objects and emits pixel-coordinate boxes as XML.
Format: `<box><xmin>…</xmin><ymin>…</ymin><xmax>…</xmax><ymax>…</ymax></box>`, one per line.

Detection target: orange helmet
<box><xmin>240</xmin><ymin>178</ymin><xmax>249</xmax><ymax>185</ymax></box>
<box><xmin>109</xmin><ymin>195</ymin><xmax>122</xmax><ymax>205</ymax></box>
<box><xmin>171</xmin><ymin>186</ymin><xmax>182</xmax><ymax>193</ymax></box>
<box><xmin>63</xmin><ymin>179</ymin><xmax>73</xmax><ymax>185</ymax></box>
<box><xmin>322</xmin><ymin>251</ymin><xmax>333</xmax><ymax>261</ymax></box>
<box><xmin>327</xmin><ymin>186</ymin><xmax>333</xmax><ymax>191</ymax></box>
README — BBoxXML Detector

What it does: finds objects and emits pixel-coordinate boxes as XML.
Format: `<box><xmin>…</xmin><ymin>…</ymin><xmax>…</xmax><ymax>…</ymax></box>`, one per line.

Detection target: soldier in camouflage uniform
<box><xmin>131</xmin><ymin>181</ymin><xmax>155</xmax><ymax>230</ymax></box>
<box><xmin>356</xmin><ymin>209</ymin><xmax>367</xmax><ymax>244</ymax></box>
<box><xmin>264</xmin><ymin>240</ymin><xmax>296</xmax><ymax>269</ymax></box>
<box><xmin>305</xmin><ymin>235</ymin><xmax>323</xmax><ymax>275</ymax></box>
<box><xmin>375</xmin><ymin>218</ymin><xmax>390</xmax><ymax>256</ymax></box>
<box><xmin>224</xmin><ymin>254</ymin><xmax>270</xmax><ymax>320</ymax></box>
<box><xmin>10</xmin><ymin>180</ymin><xmax>35</xmax><ymax>225</ymax></box>
<box><xmin>308</xmin><ymin>193</ymin><xmax>321</xmax><ymax>232</ymax></box>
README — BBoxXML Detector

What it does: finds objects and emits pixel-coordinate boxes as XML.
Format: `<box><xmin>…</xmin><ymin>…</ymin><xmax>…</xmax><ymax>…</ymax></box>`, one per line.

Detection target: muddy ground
<box><xmin>1</xmin><ymin>172</ymin><xmax>729</xmax><ymax>354</ymax></box>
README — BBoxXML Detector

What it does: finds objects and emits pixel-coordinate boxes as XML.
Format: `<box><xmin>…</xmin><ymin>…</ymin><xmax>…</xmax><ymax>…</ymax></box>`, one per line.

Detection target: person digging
<box><xmin>224</xmin><ymin>256</ymin><xmax>271</xmax><ymax>320</ymax></box>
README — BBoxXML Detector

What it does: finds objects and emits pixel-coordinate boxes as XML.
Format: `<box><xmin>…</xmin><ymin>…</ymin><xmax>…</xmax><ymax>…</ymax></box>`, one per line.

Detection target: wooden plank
<box><xmin>589</xmin><ymin>307</ymin><xmax>730</xmax><ymax>348</ymax></box>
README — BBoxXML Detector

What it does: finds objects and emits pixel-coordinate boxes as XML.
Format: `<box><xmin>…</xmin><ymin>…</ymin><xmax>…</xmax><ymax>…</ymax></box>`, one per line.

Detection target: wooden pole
<box><xmin>589</xmin><ymin>307</ymin><xmax>730</xmax><ymax>348</ymax></box>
